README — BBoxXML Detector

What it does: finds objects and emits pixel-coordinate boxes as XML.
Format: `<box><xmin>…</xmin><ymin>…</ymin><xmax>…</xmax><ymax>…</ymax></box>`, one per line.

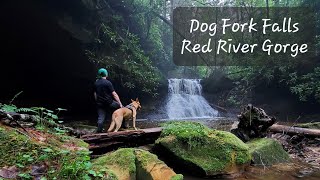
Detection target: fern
<box><xmin>0</xmin><ymin>103</ymin><xmax>17</xmax><ymax>112</ymax></box>
<box><xmin>16</xmin><ymin>108</ymin><xmax>37</xmax><ymax>114</ymax></box>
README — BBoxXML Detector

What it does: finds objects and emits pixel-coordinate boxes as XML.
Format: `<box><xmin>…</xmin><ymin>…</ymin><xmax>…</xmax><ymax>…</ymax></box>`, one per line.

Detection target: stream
<box><xmin>68</xmin><ymin>118</ymin><xmax>320</xmax><ymax>180</ymax></box>
<box><xmin>67</xmin><ymin>78</ymin><xmax>320</xmax><ymax>179</ymax></box>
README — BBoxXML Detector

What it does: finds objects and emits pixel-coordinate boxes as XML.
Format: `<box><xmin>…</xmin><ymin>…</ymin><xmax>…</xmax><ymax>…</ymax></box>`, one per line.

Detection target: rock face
<box><xmin>92</xmin><ymin>148</ymin><xmax>136</xmax><ymax>180</ymax></box>
<box><xmin>92</xmin><ymin>148</ymin><xmax>181</xmax><ymax>180</ymax></box>
<box><xmin>135</xmin><ymin>149</ymin><xmax>181</xmax><ymax>180</ymax></box>
<box><xmin>246</xmin><ymin>138</ymin><xmax>290</xmax><ymax>166</ymax></box>
<box><xmin>154</xmin><ymin>121</ymin><xmax>251</xmax><ymax>177</ymax></box>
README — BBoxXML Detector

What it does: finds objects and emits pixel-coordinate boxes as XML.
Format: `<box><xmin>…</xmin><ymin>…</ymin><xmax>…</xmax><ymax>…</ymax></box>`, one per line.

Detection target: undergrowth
<box><xmin>0</xmin><ymin>93</ymin><xmax>103</xmax><ymax>179</ymax></box>
<box><xmin>0</xmin><ymin>125</ymin><xmax>100</xmax><ymax>179</ymax></box>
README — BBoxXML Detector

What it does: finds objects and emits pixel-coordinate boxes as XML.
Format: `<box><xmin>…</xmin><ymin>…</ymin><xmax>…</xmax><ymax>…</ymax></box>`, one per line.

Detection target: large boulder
<box><xmin>154</xmin><ymin>121</ymin><xmax>251</xmax><ymax>177</ymax></box>
<box><xmin>135</xmin><ymin>149</ymin><xmax>182</xmax><ymax>180</ymax></box>
<box><xmin>92</xmin><ymin>148</ymin><xmax>181</xmax><ymax>180</ymax></box>
<box><xmin>246</xmin><ymin>138</ymin><xmax>290</xmax><ymax>166</ymax></box>
<box><xmin>92</xmin><ymin>148</ymin><xmax>136</xmax><ymax>180</ymax></box>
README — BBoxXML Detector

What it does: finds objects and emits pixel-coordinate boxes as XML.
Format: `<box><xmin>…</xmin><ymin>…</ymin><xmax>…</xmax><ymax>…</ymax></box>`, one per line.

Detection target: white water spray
<box><xmin>166</xmin><ymin>78</ymin><xmax>218</xmax><ymax>119</ymax></box>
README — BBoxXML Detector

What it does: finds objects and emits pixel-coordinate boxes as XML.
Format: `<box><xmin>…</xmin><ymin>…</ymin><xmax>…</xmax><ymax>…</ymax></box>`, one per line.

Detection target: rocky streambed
<box><xmin>2</xmin><ymin>118</ymin><xmax>319</xmax><ymax>180</ymax></box>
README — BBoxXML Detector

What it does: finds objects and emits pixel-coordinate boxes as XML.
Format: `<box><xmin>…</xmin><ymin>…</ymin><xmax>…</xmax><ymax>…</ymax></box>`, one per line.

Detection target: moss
<box><xmin>160</xmin><ymin>121</ymin><xmax>211</xmax><ymax>147</ymax></box>
<box><xmin>0</xmin><ymin>124</ymin><xmax>92</xmax><ymax>179</ymax></box>
<box><xmin>134</xmin><ymin>149</ymin><xmax>178</xmax><ymax>180</ymax></box>
<box><xmin>134</xmin><ymin>149</ymin><xmax>159</xmax><ymax>167</ymax></box>
<box><xmin>247</xmin><ymin>138</ymin><xmax>290</xmax><ymax>166</ymax></box>
<box><xmin>171</xmin><ymin>174</ymin><xmax>184</xmax><ymax>180</ymax></box>
<box><xmin>93</xmin><ymin>148</ymin><xmax>179</xmax><ymax>180</ymax></box>
<box><xmin>294</xmin><ymin>122</ymin><xmax>320</xmax><ymax>129</ymax></box>
<box><xmin>156</xmin><ymin>121</ymin><xmax>251</xmax><ymax>176</ymax></box>
<box><xmin>0</xmin><ymin>126</ymin><xmax>42</xmax><ymax>167</ymax></box>
<box><xmin>134</xmin><ymin>150</ymin><xmax>154</xmax><ymax>180</ymax></box>
<box><xmin>92</xmin><ymin>148</ymin><xmax>136</xmax><ymax>180</ymax></box>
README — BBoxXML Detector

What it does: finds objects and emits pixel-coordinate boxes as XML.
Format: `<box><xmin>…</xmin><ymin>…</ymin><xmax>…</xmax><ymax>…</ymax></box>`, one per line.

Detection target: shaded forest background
<box><xmin>0</xmin><ymin>0</ymin><xmax>319</xmax><ymax>120</ymax></box>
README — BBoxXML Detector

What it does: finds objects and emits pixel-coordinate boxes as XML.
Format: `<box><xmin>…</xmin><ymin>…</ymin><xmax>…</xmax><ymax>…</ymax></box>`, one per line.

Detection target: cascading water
<box><xmin>166</xmin><ymin>78</ymin><xmax>218</xmax><ymax>119</ymax></box>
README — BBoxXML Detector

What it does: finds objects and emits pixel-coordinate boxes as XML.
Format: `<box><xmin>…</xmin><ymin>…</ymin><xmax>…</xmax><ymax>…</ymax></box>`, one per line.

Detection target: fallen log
<box><xmin>81</xmin><ymin>127</ymin><xmax>162</xmax><ymax>154</ymax></box>
<box><xmin>269</xmin><ymin>124</ymin><xmax>320</xmax><ymax>137</ymax></box>
<box><xmin>209</xmin><ymin>103</ymin><xmax>228</xmax><ymax>113</ymax></box>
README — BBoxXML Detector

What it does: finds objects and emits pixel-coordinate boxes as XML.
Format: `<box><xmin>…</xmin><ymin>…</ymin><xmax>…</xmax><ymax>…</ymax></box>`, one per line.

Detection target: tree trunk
<box><xmin>81</xmin><ymin>127</ymin><xmax>162</xmax><ymax>154</ymax></box>
<box><xmin>269</xmin><ymin>124</ymin><xmax>320</xmax><ymax>137</ymax></box>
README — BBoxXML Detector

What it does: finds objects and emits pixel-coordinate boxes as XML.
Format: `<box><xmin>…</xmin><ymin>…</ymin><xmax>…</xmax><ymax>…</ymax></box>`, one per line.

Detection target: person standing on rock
<box><xmin>94</xmin><ymin>68</ymin><xmax>123</xmax><ymax>133</ymax></box>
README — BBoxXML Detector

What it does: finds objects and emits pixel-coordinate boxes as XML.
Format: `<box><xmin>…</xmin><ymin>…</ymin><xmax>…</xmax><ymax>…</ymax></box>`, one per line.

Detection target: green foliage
<box><xmin>0</xmin><ymin>102</ymin><xmax>67</xmax><ymax>133</ymax></box>
<box><xmin>202</xmin><ymin>0</ymin><xmax>320</xmax><ymax>106</ymax></box>
<box><xmin>0</xmin><ymin>124</ymin><xmax>99</xmax><ymax>179</ymax></box>
<box><xmin>86</xmin><ymin>23</ymin><xmax>162</xmax><ymax>96</ymax></box>
<box><xmin>18</xmin><ymin>173</ymin><xmax>32</xmax><ymax>179</ymax></box>
<box><xmin>0</xmin><ymin>103</ymin><xmax>18</xmax><ymax>112</ymax></box>
<box><xmin>290</xmin><ymin>67</ymin><xmax>320</xmax><ymax>102</ymax></box>
<box><xmin>84</xmin><ymin>0</ymin><xmax>176</xmax><ymax>97</ymax></box>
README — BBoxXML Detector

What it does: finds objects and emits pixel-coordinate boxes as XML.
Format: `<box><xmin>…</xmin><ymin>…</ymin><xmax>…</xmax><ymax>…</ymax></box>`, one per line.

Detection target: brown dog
<box><xmin>107</xmin><ymin>98</ymin><xmax>141</xmax><ymax>132</ymax></box>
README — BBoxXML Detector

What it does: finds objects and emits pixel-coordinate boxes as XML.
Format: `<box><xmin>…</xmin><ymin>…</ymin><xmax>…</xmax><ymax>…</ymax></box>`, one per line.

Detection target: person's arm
<box><xmin>112</xmin><ymin>91</ymin><xmax>123</xmax><ymax>107</ymax></box>
<box><xmin>94</xmin><ymin>92</ymin><xmax>97</xmax><ymax>101</ymax></box>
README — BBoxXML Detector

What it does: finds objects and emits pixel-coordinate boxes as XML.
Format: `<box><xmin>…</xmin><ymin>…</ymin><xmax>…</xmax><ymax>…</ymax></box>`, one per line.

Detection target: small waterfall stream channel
<box><xmin>166</xmin><ymin>79</ymin><xmax>218</xmax><ymax>119</ymax></box>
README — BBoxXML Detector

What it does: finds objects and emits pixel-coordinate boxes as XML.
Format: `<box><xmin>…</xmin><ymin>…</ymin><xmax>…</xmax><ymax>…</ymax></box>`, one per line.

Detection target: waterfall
<box><xmin>166</xmin><ymin>78</ymin><xmax>218</xmax><ymax>119</ymax></box>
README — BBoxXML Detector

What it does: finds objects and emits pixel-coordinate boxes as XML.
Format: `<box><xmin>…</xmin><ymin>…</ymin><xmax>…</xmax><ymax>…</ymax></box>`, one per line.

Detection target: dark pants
<box><xmin>96</xmin><ymin>101</ymin><xmax>120</xmax><ymax>133</ymax></box>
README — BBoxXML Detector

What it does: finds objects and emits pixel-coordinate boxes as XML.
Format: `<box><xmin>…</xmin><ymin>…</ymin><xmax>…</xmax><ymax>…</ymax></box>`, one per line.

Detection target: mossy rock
<box><xmin>294</xmin><ymin>122</ymin><xmax>320</xmax><ymax>129</ymax></box>
<box><xmin>92</xmin><ymin>148</ymin><xmax>136</xmax><ymax>180</ymax></box>
<box><xmin>246</xmin><ymin>138</ymin><xmax>290</xmax><ymax>166</ymax></box>
<box><xmin>154</xmin><ymin>121</ymin><xmax>251</xmax><ymax>177</ymax></box>
<box><xmin>134</xmin><ymin>149</ymin><xmax>181</xmax><ymax>180</ymax></box>
<box><xmin>92</xmin><ymin>148</ymin><xmax>181</xmax><ymax>180</ymax></box>
<box><xmin>0</xmin><ymin>124</ymin><xmax>91</xmax><ymax>179</ymax></box>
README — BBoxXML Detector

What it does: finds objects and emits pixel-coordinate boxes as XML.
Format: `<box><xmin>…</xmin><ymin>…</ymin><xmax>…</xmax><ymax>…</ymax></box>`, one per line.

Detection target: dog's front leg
<box><xmin>132</xmin><ymin>111</ymin><xmax>137</xmax><ymax>130</ymax></box>
<box><xmin>133</xmin><ymin>116</ymin><xmax>137</xmax><ymax>130</ymax></box>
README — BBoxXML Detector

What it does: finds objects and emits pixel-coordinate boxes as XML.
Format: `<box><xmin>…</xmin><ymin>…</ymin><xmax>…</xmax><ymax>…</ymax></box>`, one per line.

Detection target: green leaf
<box><xmin>42</xmin><ymin>148</ymin><xmax>53</xmax><ymax>153</ymax></box>
<box><xmin>0</xmin><ymin>104</ymin><xmax>17</xmax><ymax>112</ymax></box>
<box><xmin>84</xmin><ymin>162</ymin><xmax>92</xmax><ymax>169</ymax></box>
<box><xmin>56</xmin><ymin>108</ymin><xmax>67</xmax><ymax>111</ymax></box>
<box><xmin>18</xmin><ymin>173</ymin><xmax>32</xmax><ymax>179</ymax></box>
<box><xmin>16</xmin><ymin>163</ymin><xmax>24</xmax><ymax>168</ymax></box>
<box><xmin>47</xmin><ymin>110</ymin><xmax>54</xmax><ymax>113</ymax></box>
<box><xmin>84</xmin><ymin>174</ymin><xmax>91</xmax><ymax>180</ymax></box>
<box><xmin>88</xmin><ymin>170</ymin><xmax>97</xmax><ymax>176</ymax></box>
<box><xmin>59</xmin><ymin>150</ymin><xmax>70</xmax><ymax>154</ymax></box>
<box><xmin>38</xmin><ymin>154</ymin><xmax>49</xmax><ymax>161</ymax></box>
<box><xmin>23</xmin><ymin>154</ymin><xmax>30</xmax><ymax>158</ymax></box>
